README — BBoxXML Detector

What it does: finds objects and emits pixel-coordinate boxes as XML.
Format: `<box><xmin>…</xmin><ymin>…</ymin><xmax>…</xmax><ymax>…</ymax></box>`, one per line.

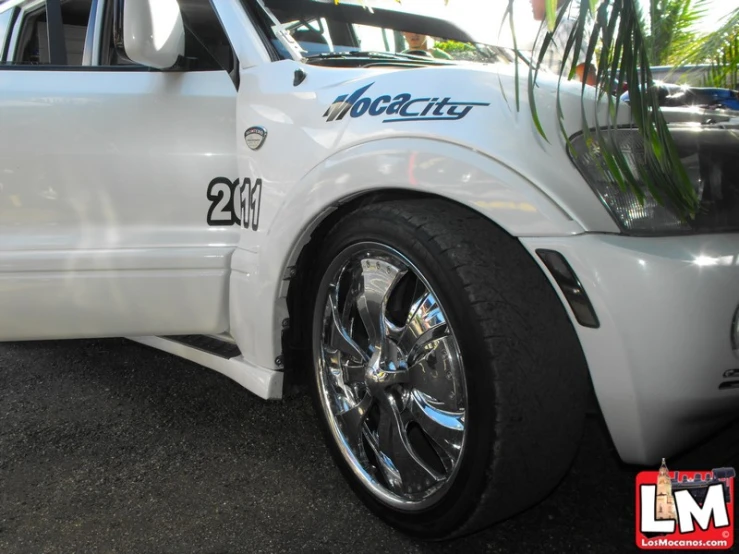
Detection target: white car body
<box><xmin>1</xmin><ymin>0</ymin><xmax>737</xmax><ymax>470</ymax></box>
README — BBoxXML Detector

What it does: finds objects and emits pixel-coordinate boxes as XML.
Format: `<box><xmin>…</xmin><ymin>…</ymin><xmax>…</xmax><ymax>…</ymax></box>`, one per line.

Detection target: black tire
<box><xmin>308</xmin><ymin>199</ymin><xmax>590</xmax><ymax>539</ymax></box>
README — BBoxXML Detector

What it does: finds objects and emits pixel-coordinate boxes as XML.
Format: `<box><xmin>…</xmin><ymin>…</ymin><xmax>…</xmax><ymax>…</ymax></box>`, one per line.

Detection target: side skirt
<box><xmin>126</xmin><ymin>335</ymin><xmax>284</xmax><ymax>400</ymax></box>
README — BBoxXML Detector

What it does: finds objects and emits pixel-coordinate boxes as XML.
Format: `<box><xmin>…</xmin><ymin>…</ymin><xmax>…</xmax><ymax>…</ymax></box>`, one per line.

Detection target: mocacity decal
<box><xmin>323</xmin><ymin>83</ymin><xmax>490</xmax><ymax>123</ymax></box>
<box><xmin>206</xmin><ymin>176</ymin><xmax>262</xmax><ymax>231</ymax></box>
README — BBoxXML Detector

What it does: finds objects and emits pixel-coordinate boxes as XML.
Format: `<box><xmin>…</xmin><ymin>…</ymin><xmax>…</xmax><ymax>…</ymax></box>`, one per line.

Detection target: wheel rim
<box><xmin>315</xmin><ymin>242</ymin><xmax>468</xmax><ymax>510</ymax></box>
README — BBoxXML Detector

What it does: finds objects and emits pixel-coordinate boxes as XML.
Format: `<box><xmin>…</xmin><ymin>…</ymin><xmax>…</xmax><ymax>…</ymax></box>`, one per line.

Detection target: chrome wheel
<box><xmin>314</xmin><ymin>243</ymin><xmax>468</xmax><ymax>510</ymax></box>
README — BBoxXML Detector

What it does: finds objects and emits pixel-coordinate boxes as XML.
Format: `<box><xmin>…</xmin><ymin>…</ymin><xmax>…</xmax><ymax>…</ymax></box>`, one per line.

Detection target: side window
<box><xmin>0</xmin><ymin>10</ymin><xmax>13</xmax><ymax>61</ymax></box>
<box><xmin>179</xmin><ymin>2</ymin><xmax>234</xmax><ymax>72</ymax></box>
<box><xmin>287</xmin><ymin>18</ymin><xmax>333</xmax><ymax>54</ymax></box>
<box><xmin>105</xmin><ymin>1</ymin><xmax>234</xmax><ymax>72</ymax></box>
<box><xmin>15</xmin><ymin>6</ymin><xmax>51</xmax><ymax>65</ymax></box>
<box><xmin>13</xmin><ymin>0</ymin><xmax>92</xmax><ymax>66</ymax></box>
<box><xmin>59</xmin><ymin>0</ymin><xmax>92</xmax><ymax>65</ymax></box>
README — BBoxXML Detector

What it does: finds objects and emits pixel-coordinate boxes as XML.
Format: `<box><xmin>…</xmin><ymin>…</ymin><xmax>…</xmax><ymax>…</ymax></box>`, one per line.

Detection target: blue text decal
<box><xmin>323</xmin><ymin>83</ymin><xmax>490</xmax><ymax>123</ymax></box>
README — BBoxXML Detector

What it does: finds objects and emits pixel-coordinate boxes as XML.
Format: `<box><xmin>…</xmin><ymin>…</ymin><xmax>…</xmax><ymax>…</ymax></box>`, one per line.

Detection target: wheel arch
<box><xmin>284</xmin><ymin>189</ymin><xmax>466</xmax><ymax>361</ymax></box>
<box><xmin>228</xmin><ymin>138</ymin><xmax>587</xmax><ymax>383</ymax></box>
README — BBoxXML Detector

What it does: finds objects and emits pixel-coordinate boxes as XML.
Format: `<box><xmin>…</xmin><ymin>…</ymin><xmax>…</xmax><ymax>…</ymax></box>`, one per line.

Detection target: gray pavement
<box><xmin>1</xmin><ymin>339</ymin><xmax>737</xmax><ymax>554</ymax></box>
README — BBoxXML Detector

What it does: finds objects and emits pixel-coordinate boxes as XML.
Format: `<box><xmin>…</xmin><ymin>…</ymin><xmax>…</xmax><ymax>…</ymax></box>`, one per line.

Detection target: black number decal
<box><xmin>231</xmin><ymin>178</ymin><xmax>242</xmax><ymax>226</ymax></box>
<box><xmin>207</xmin><ymin>177</ymin><xmax>238</xmax><ymax>226</ymax></box>
<box><xmin>207</xmin><ymin>176</ymin><xmax>262</xmax><ymax>230</ymax></box>
<box><xmin>241</xmin><ymin>178</ymin><xmax>262</xmax><ymax>232</ymax></box>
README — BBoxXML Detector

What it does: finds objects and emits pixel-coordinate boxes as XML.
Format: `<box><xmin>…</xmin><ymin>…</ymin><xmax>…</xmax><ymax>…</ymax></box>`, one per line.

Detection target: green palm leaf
<box><xmin>522</xmin><ymin>0</ymin><xmax>702</xmax><ymax>219</ymax></box>
<box><xmin>332</xmin><ymin>0</ymin><xmax>737</xmax><ymax>220</ymax></box>
<box><xmin>683</xmin><ymin>9</ymin><xmax>739</xmax><ymax>87</ymax></box>
<box><xmin>647</xmin><ymin>0</ymin><xmax>708</xmax><ymax>65</ymax></box>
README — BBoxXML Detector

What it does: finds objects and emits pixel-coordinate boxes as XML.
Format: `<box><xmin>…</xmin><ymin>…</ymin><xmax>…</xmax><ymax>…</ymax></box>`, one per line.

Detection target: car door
<box><xmin>0</xmin><ymin>0</ymin><xmax>240</xmax><ymax>341</ymax></box>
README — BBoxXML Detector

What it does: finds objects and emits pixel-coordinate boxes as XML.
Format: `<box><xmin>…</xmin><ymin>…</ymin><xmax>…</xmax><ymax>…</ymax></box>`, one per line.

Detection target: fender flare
<box><xmin>229</xmin><ymin>137</ymin><xmax>586</xmax><ymax>371</ymax></box>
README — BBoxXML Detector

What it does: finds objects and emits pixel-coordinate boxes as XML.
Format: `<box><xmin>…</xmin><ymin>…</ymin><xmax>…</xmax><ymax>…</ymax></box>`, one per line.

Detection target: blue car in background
<box><xmin>621</xmin><ymin>82</ymin><xmax>739</xmax><ymax>111</ymax></box>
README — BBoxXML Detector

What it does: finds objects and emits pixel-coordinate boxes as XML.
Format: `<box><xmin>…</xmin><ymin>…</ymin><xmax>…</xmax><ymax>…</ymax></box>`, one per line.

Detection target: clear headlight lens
<box><xmin>569</xmin><ymin>125</ymin><xmax>739</xmax><ymax>235</ymax></box>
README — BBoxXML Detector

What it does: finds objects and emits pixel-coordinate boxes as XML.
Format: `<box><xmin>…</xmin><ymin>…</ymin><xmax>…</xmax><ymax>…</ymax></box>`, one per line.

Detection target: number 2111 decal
<box><xmin>206</xmin><ymin>177</ymin><xmax>262</xmax><ymax>230</ymax></box>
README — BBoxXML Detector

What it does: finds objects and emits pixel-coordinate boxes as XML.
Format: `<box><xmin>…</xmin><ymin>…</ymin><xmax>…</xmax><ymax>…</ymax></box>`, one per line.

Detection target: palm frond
<box><xmin>683</xmin><ymin>9</ymin><xmax>739</xmax><ymax>88</ymax></box>
<box><xmin>647</xmin><ymin>0</ymin><xmax>708</xmax><ymax>65</ymax></box>
<box><xmin>519</xmin><ymin>0</ymin><xmax>700</xmax><ymax>219</ymax></box>
<box><xmin>703</xmin><ymin>32</ymin><xmax>739</xmax><ymax>88</ymax></box>
<box><xmin>685</xmin><ymin>9</ymin><xmax>739</xmax><ymax>67</ymax></box>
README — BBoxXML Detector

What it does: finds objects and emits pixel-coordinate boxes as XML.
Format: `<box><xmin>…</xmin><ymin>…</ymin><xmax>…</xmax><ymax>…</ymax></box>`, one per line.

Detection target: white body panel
<box><xmin>520</xmin><ymin>234</ymin><xmax>739</xmax><ymax>463</ymax></box>
<box><xmin>228</xmin><ymin>60</ymin><xmax>618</xmax><ymax>369</ymax></box>
<box><xmin>0</xmin><ymin>0</ymin><xmax>737</xmax><ymax>466</ymax></box>
<box><xmin>0</xmin><ymin>69</ymin><xmax>239</xmax><ymax>339</ymax></box>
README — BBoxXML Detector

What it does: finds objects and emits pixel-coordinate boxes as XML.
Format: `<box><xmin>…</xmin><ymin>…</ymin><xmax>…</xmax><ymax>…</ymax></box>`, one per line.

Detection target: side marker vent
<box><xmin>537</xmin><ymin>249</ymin><xmax>600</xmax><ymax>329</ymax></box>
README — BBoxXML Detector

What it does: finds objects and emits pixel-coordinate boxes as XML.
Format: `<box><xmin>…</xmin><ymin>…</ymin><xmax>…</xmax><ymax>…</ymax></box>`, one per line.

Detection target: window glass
<box><xmin>16</xmin><ymin>6</ymin><xmax>50</xmax><ymax>64</ymax></box>
<box><xmin>13</xmin><ymin>0</ymin><xmax>92</xmax><ymax>66</ymax></box>
<box><xmin>264</xmin><ymin>0</ymin><xmax>514</xmax><ymax>65</ymax></box>
<box><xmin>0</xmin><ymin>10</ymin><xmax>13</xmax><ymax>60</ymax></box>
<box><xmin>60</xmin><ymin>0</ymin><xmax>92</xmax><ymax>65</ymax></box>
<box><xmin>286</xmin><ymin>17</ymin><xmax>333</xmax><ymax>53</ymax></box>
<box><xmin>180</xmin><ymin>1</ymin><xmax>235</xmax><ymax>72</ymax></box>
<box><xmin>352</xmin><ymin>24</ymin><xmax>393</xmax><ymax>52</ymax></box>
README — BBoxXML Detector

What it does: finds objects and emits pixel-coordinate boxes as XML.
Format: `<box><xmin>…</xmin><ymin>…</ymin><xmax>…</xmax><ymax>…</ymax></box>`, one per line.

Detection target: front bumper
<box><xmin>520</xmin><ymin>233</ymin><xmax>739</xmax><ymax>465</ymax></box>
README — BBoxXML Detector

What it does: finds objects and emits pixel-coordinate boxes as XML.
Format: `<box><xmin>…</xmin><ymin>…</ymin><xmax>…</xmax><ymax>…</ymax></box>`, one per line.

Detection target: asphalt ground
<box><xmin>1</xmin><ymin>338</ymin><xmax>738</xmax><ymax>554</ymax></box>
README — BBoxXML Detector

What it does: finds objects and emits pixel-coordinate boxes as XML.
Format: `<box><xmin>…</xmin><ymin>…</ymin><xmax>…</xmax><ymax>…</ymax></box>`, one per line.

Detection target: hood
<box><xmin>241</xmin><ymin>59</ymin><xmax>628</xmax><ymax>228</ymax></box>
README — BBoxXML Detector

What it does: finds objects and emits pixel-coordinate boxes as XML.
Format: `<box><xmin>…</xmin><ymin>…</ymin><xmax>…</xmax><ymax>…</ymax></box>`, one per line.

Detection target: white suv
<box><xmin>1</xmin><ymin>0</ymin><xmax>737</xmax><ymax>540</ymax></box>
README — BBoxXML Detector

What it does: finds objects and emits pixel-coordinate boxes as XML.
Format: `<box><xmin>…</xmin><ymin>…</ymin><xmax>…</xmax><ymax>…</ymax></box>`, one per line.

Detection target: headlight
<box><xmin>569</xmin><ymin>125</ymin><xmax>739</xmax><ymax>235</ymax></box>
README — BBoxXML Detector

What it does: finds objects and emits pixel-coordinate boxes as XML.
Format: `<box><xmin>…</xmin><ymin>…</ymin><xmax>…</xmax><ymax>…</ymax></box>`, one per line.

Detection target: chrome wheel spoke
<box><xmin>362</xmin><ymin>424</ymin><xmax>403</xmax><ymax>492</ymax></box>
<box><xmin>409</xmin><ymin>391</ymin><xmax>465</xmax><ymax>471</ymax></box>
<box><xmin>321</xmin><ymin>344</ymin><xmax>348</xmax><ymax>393</ymax></box>
<box><xmin>328</xmin><ymin>288</ymin><xmax>369</xmax><ymax>363</ymax></box>
<box><xmin>336</xmin><ymin>393</ymin><xmax>373</xmax><ymax>450</ymax></box>
<box><xmin>354</xmin><ymin>258</ymin><xmax>406</xmax><ymax>348</ymax></box>
<box><xmin>405</xmin><ymin>322</ymin><xmax>450</xmax><ymax>367</ymax></box>
<box><xmin>385</xmin><ymin>319</ymin><xmax>404</xmax><ymax>342</ymax></box>
<box><xmin>398</xmin><ymin>293</ymin><xmax>450</xmax><ymax>362</ymax></box>
<box><xmin>377</xmin><ymin>393</ymin><xmax>443</xmax><ymax>494</ymax></box>
<box><xmin>408</xmin><ymin>336</ymin><xmax>463</xmax><ymax>407</ymax></box>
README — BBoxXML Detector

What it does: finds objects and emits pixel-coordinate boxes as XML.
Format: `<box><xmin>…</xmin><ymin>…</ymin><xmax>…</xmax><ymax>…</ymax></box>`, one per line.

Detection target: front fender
<box><xmin>229</xmin><ymin>137</ymin><xmax>586</xmax><ymax>371</ymax></box>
